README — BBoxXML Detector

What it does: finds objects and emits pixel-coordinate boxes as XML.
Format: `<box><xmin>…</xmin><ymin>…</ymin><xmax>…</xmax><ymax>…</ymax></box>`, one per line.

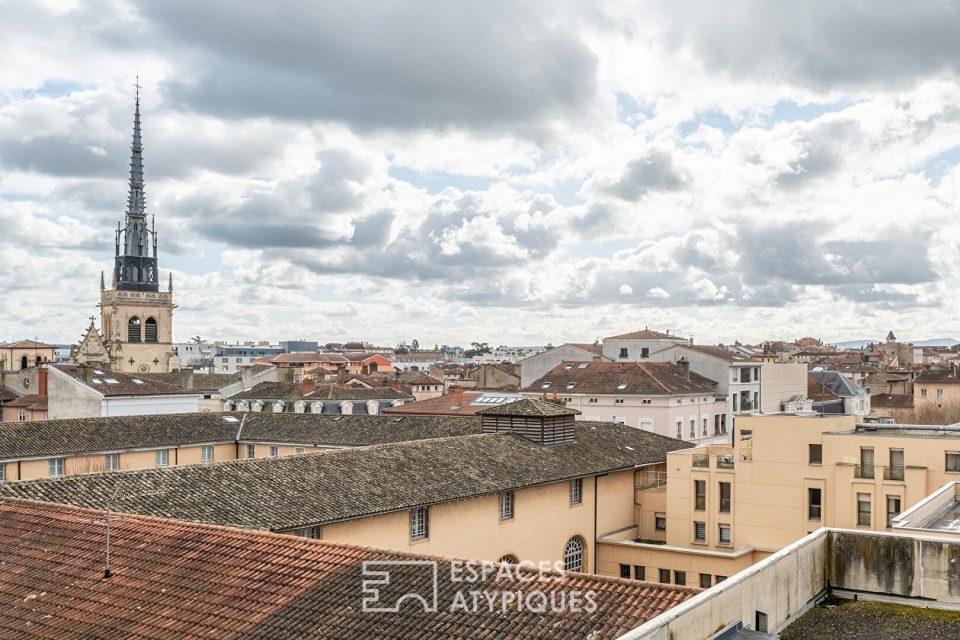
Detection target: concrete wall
<box><xmin>520</xmin><ymin>345</ymin><xmax>604</xmax><ymax>388</ymax></box>
<box><xmin>101</xmin><ymin>394</ymin><xmax>201</xmax><ymax>416</ymax></box>
<box><xmin>759</xmin><ymin>362</ymin><xmax>808</xmax><ymax>413</ymax></box>
<box><xmin>46</xmin><ymin>366</ymin><xmax>102</xmax><ymax>419</ymax></box>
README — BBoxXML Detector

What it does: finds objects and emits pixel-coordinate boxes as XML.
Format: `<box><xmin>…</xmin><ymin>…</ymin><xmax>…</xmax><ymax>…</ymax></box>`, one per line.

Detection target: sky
<box><xmin>1</xmin><ymin>0</ymin><xmax>959</xmax><ymax>348</ymax></box>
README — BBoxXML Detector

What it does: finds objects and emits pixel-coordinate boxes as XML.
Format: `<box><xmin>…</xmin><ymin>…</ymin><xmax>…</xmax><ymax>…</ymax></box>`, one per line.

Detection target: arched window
<box><xmin>35</xmin><ymin>356</ymin><xmax>42</xmax><ymax>366</ymax></box>
<box><xmin>128</xmin><ymin>317</ymin><xmax>142</xmax><ymax>343</ymax></box>
<box><xmin>130</xmin><ymin>265</ymin><xmax>139</xmax><ymax>282</ymax></box>
<box><xmin>20</xmin><ymin>356</ymin><xmax>28</xmax><ymax>370</ymax></box>
<box><xmin>145</xmin><ymin>317</ymin><xmax>158</xmax><ymax>343</ymax></box>
<box><xmin>563</xmin><ymin>537</ymin><xmax>585</xmax><ymax>573</ymax></box>
<box><xmin>498</xmin><ymin>554</ymin><xmax>518</xmax><ymax>564</ymax></box>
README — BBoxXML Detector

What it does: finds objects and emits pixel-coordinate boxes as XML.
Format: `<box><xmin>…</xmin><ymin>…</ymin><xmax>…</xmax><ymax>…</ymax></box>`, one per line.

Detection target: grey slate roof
<box><xmin>809</xmin><ymin>370</ymin><xmax>868</xmax><ymax>397</ymax></box>
<box><xmin>0</xmin><ymin>422</ymin><xmax>690</xmax><ymax>531</ymax></box>
<box><xmin>524</xmin><ymin>361</ymin><xmax>718</xmax><ymax>396</ymax></box>
<box><xmin>0</xmin><ymin>413</ymin><xmax>483</xmax><ymax>461</ymax></box>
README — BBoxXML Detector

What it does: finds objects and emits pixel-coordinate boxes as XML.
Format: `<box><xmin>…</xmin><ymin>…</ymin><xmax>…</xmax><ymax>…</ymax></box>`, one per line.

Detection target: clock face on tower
<box><xmin>139</xmin><ymin>364</ymin><xmax>150</xmax><ymax>373</ymax></box>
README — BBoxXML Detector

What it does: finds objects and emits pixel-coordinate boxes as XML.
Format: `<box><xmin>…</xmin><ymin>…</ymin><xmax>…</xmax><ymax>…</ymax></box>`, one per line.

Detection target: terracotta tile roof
<box><xmin>0</xmin><ymin>413</ymin><xmax>483</xmax><ymax>461</ymax></box>
<box><xmin>915</xmin><ymin>367</ymin><xmax>960</xmax><ymax>384</ymax></box>
<box><xmin>139</xmin><ymin>371</ymin><xmax>241</xmax><ymax>391</ymax></box>
<box><xmin>0</xmin><ymin>385</ymin><xmax>19</xmax><ymax>402</ymax></box>
<box><xmin>523</xmin><ymin>361</ymin><xmax>718</xmax><ymax>395</ymax></box>
<box><xmin>871</xmin><ymin>394</ymin><xmax>914</xmax><ymax>409</ymax></box>
<box><xmin>680</xmin><ymin>344</ymin><xmax>753</xmax><ymax>362</ymax></box>
<box><xmin>52</xmin><ymin>365</ymin><xmax>199</xmax><ymax>397</ymax></box>
<box><xmin>392</xmin><ymin>351</ymin><xmax>445</xmax><ymax>362</ymax></box>
<box><xmin>341</xmin><ymin>352</ymin><xmax>388</xmax><ymax>362</ymax></box>
<box><xmin>477</xmin><ymin>397</ymin><xmax>580</xmax><ymax>417</ymax></box>
<box><xmin>0</xmin><ymin>499</ymin><xmax>698</xmax><ymax>639</ymax></box>
<box><xmin>271</xmin><ymin>352</ymin><xmax>347</xmax><ymax>364</ymax></box>
<box><xmin>312</xmin><ymin>384</ymin><xmax>413</xmax><ymax>401</ymax></box>
<box><xmin>0</xmin><ymin>339</ymin><xmax>55</xmax><ymax>349</ymax></box>
<box><xmin>1</xmin><ymin>423</ymin><xmax>691</xmax><ymax>531</ymax></box>
<box><xmin>604</xmin><ymin>329</ymin><xmax>678</xmax><ymax>341</ymax></box>
<box><xmin>403</xmin><ymin>373</ymin><xmax>444</xmax><ymax>385</ymax></box>
<box><xmin>232</xmin><ymin>381</ymin><xmax>305</xmax><ymax>400</ymax></box>
<box><xmin>2</xmin><ymin>394</ymin><xmax>47</xmax><ymax>411</ymax></box>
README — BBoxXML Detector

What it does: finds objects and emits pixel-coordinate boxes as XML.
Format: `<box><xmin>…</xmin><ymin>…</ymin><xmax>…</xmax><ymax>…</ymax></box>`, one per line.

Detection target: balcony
<box><xmin>855</xmin><ymin>464</ymin><xmax>875</xmax><ymax>479</ymax></box>
<box><xmin>635</xmin><ymin>470</ymin><xmax>667</xmax><ymax>490</ymax></box>
<box><xmin>692</xmin><ymin>454</ymin><xmax>710</xmax><ymax>468</ymax></box>
<box><xmin>884</xmin><ymin>466</ymin><xmax>905</xmax><ymax>481</ymax></box>
<box><xmin>717</xmin><ymin>455</ymin><xmax>735</xmax><ymax>470</ymax></box>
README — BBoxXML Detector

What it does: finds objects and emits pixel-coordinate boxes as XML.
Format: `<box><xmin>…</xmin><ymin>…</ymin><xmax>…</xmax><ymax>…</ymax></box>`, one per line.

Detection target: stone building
<box><xmin>71</xmin><ymin>87</ymin><xmax>176</xmax><ymax>374</ymax></box>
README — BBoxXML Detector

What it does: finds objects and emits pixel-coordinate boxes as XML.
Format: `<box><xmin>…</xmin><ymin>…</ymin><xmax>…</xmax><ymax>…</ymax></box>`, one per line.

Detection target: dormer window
<box><xmin>564</xmin><ymin>364</ymin><xmax>574</xmax><ymax>369</ymax></box>
<box><xmin>542</xmin><ymin>382</ymin><xmax>551</xmax><ymax>389</ymax></box>
<box><xmin>566</xmin><ymin>382</ymin><xmax>577</xmax><ymax>389</ymax></box>
<box><xmin>617</xmin><ymin>384</ymin><xmax>628</xmax><ymax>390</ymax></box>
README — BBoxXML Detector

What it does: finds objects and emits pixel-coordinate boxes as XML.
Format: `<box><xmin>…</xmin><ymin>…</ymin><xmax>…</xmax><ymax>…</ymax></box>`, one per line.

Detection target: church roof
<box><xmin>0</xmin><ymin>340</ymin><xmax>55</xmax><ymax>350</ymax></box>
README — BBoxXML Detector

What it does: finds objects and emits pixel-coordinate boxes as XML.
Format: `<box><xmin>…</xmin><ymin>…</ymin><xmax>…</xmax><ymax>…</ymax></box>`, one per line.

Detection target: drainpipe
<box><xmin>593</xmin><ymin>472</ymin><xmax>608</xmax><ymax>573</ymax></box>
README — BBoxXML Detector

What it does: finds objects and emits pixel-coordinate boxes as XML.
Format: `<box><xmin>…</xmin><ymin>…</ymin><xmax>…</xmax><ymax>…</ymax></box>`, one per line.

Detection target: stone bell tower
<box><xmin>74</xmin><ymin>82</ymin><xmax>177</xmax><ymax>374</ymax></box>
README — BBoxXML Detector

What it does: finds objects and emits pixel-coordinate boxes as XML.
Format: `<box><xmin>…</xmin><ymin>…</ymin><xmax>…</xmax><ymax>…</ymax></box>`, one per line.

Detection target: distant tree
<box><xmin>411</xmin><ymin>339</ymin><xmax>420</xmax><ymax>352</ymax></box>
<box><xmin>395</xmin><ymin>344</ymin><xmax>410</xmax><ymax>355</ymax></box>
<box><xmin>464</xmin><ymin>342</ymin><xmax>492</xmax><ymax>358</ymax></box>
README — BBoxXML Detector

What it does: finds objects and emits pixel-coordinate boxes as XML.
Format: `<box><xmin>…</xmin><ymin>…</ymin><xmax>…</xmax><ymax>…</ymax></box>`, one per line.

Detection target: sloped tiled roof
<box><xmin>681</xmin><ymin>344</ymin><xmax>753</xmax><ymax>362</ymax></box>
<box><xmin>312</xmin><ymin>385</ymin><xmax>413</xmax><ymax>401</ymax></box>
<box><xmin>0</xmin><ymin>499</ymin><xmax>698</xmax><ymax>639</ymax></box>
<box><xmin>477</xmin><ymin>397</ymin><xmax>580</xmax><ymax>417</ymax></box>
<box><xmin>139</xmin><ymin>371</ymin><xmax>241</xmax><ymax>391</ymax></box>
<box><xmin>232</xmin><ymin>381</ymin><xmax>305</xmax><ymax>400</ymax></box>
<box><xmin>915</xmin><ymin>368</ymin><xmax>960</xmax><ymax>384</ymax></box>
<box><xmin>2</xmin><ymin>394</ymin><xmax>47</xmax><ymax>411</ymax></box>
<box><xmin>272</xmin><ymin>352</ymin><xmax>347</xmax><ymax>364</ymax></box>
<box><xmin>0</xmin><ymin>339</ymin><xmax>55</xmax><ymax>349</ymax></box>
<box><xmin>1</xmin><ymin>423</ymin><xmax>690</xmax><ymax>531</ymax></box>
<box><xmin>566</xmin><ymin>342</ymin><xmax>603</xmax><ymax>355</ymax></box>
<box><xmin>52</xmin><ymin>365</ymin><xmax>198</xmax><ymax>397</ymax></box>
<box><xmin>385</xmin><ymin>392</ymin><xmax>524</xmax><ymax>416</ymax></box>
<box><xmin>0</xmin><ymin>385</ymin><xmax>19</xmax><ymax>402</ymax></box>
<box><xmin>0</xmin><ymin>413</ymin><xmax>483</xmax><ymax>461</ymax></box>
<box><xmin>604</xmin><ymin>329</ymin><xmax>678</xmax><ymax>341</ymax></box>
<box><xmin>808</xmin><ymin>371</ymin><xmax>868</xmax><ymax>399</ymax></box>
<box><xmin>523</xmin><ymin>362</ymin><xmax>718</xmax><ymax>395</ymax></box>
<box><xmin>871</xmin><ymin>394</ymin><xmax>914</xmax><ymax>409</ymax></box>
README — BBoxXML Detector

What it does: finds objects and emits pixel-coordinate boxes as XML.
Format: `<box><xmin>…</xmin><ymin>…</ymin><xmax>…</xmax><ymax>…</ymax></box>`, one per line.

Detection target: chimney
<box><xmin>453</xmin><ymin>386</ymin><xmax>464</xmax><ymax>405</ymax></box>
<box><xmin>241</xmin><ymin>366</ymin><xmax>254</xmax><ymax>390</ymax></box>
<box><xmin>391</xmin><ymin>380</ymin><xmax>402</xmax><ymax>391</ymax></box>
<box><xmin>336</xmin><ymin>366</ymin><xmax>347</xmax><ymax>388</ymax></box>
<box><xmin>677</xmin><ymin>356</ymin><xmax>690</xmax><ymax>379</ymax></box>
<box><xmin>303</xmin><ymin>379</ymin><xmax>317</xmax><ymax>395</ymax></box>
<box><xmin>38</xmin><ymin>365</ymin><xmax>48</xmax><ymax>397</ymax></box>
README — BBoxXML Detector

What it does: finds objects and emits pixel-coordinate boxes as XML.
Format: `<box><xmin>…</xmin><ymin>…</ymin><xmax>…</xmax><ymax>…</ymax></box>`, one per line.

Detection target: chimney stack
<box><xmin>303</xmin><ymin>379</ymin><xmax>317</xmax><ymax>396</ymax></box>
<box><xmin>38</xmin><ymin>365</ymin><xmax>48</xmax><ymax>397</ymax></box>
<box><xmin>336</xmin><ymin>366</ymin><xmax>347</xmax><ymax>388</ymax></box>
<box><xmin>677</xmin><ymin>356</ymin><xmax>690</xmax><ymax>379</ymax></box>
<box><xmin>453</xmin><ymin>386</ymin><xmax>464</xmax><ymax>405</ymax></box>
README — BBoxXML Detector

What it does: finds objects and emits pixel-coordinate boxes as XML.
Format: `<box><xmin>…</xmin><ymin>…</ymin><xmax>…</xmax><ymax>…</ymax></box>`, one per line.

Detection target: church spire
<box><xmin>114</xmin><ymin>79</ymin><xmax>159</xmax><ymax>293</ymax></box>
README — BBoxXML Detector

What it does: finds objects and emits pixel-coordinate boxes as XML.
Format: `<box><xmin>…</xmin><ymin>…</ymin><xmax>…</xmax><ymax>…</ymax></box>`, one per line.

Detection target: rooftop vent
<box><xmin>477</xmin><ymin>398</ymin><xmax>580</xmax><ymax>446</ymax></box>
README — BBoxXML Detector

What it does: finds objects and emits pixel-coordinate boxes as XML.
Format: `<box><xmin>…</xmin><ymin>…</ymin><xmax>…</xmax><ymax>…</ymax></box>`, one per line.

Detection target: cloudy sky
<box><xmin>2</xmin><ymin>0</ymin><xmax>959</xmax><ymax>347</ymax></box>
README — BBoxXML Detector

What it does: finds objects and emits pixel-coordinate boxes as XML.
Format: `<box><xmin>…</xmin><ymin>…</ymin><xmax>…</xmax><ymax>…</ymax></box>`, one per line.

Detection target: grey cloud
<box><xmin>0</xmin><ymin>136</ymin><xmax>125</xmax><ymax>178</ymax></box>
<box><xmin>775</xmin><ymin>120</ymin><xmax>859</xmax><ymax>189</ymax></box>
<box><xmin>651</xmin><ymin>1</ymin><xmax>960</xmax><ymax>89</ymax></box>
<box><xmin>308</xmin><ymin>149</ymin><xmax>371</xmax><ymax>213</ymax></box>
<box><xmin>135</xmin><ymin>1</ymin><xmax>598</xmax><ymax>132</ymax></box>
<box><xmin>351</xmin><ymin>211</ymin><xmax>395</xmax><ymax>248</ymax></box>
<box><xmin>600</xmin><ymin>150</ymin><xmax>683</xmax><ymax>201</ymax></box>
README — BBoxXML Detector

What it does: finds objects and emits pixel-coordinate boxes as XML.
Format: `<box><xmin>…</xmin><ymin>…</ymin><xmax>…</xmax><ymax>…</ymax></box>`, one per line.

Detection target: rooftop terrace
<box><xmin>780</xmin><ymin>598</ymin><xmax>960</xmax><ymax>640</ymax></box>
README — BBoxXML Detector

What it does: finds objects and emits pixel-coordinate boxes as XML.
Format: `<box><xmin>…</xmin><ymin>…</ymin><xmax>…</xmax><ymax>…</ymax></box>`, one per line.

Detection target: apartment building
<box><xmin>214</xmin><ymin>344</ymin><xmax>284</xmax><ymax>372</ymax></box>
<box><xmin>46</xmin><ymin>364</ymin><xmax>201</xmax><ymax>418</ymax></box>
<box><xmin>914</xmin><ymin>366</ymin><xmax>960</xmax><ymax>420</ymax></box>
<box><xmin>519</xmin><ymin>343</ymin><xmax>607</xmax><ymax>388</ymax></box>
<box><xmin>521</xmin><ymin>360</ymin><xmax>728</xmax><ymax>443</ymax></box>
<box><xmin>1</xmin><ymin>399</ymin><xmax>689</xmax><ymax>575</ymax></box>
<box><xmin>599</xmin><ymin>413</ymin><xmax>960</xmax><ymax>588</ymax></box>
<box><xmin>601</xmin><ymin>329</ymin><xmax>689</xmax><ymax>362</ymax></box>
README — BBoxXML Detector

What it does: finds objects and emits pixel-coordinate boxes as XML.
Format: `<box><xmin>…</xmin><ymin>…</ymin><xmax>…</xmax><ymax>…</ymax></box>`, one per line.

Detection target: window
<box><xmin>410</xmin><ymin>506</ymin><xmax>429</xmax><ymax>540</ymax></box>
<box><xmin>566</xmin><ymin>382</ymin><xmax>576</xmax><ymax>389</ymax></box>
<box><xmin>246</xmin><ymin>444</ymin><xmax>256</xmax><ymax>459</ymax></box>
<box><xmin>655</xmin><ymin>513</ymin><xmax>666</xmax><ymax>531</ymax></box>
<box><xmin>634</xmin><ymin>565</ymin><xmax>645</xmax><ymax>581</ymax></box>
<box><xmin>674</xmin><ymin>570</ymin><xmax>686</xmax><ymax>585</ymax></box>
<box><xmin>740</xmin><ymin>368</ymin><xmax>750</xmax><ymax>383</ymax></box>
<box><xmin>694</xmin><ymin>480</ymin><xmax>706</xmax><ymax>511</ymax></box>
<box><xmin>719</xmin><ymin>524</ymin><xmax>731</xmax><ymax>545</ymax></box>
<box><xmin>499</xmin><ymin>491</ymin><xmax>514</xmax><ymax>520</ymax></box>
<box><xmin>808</xmin><ymin>488</ymin><xmax>822</xmax><ymax>521</ymax></box>
<box><xmin>689</xmin><ymin>419</ymin><xmax>696</xmax><ymax>438</ymax></box>
<box><xmin>588</xmin><ymin>398</ymin><xmax>598</xmax><ymax>403</ymax></box>
<box><xmin>105</xmin><ymin>453</ymin><xmax>119</xmax><ymax>471</ymax></box>
<box><xmin>144</xmin><ymin>317</ymin><xmax>158</xmax><ymax>343</ymax></box>
<box><xmin>921</xmin><ymin>388</ymin><xmax>928</xmax><ymax>399</ymax></box>
<box><xmin>702</xmin><ymin>417</ymin><xmax>708</xmax><ymax>435</ymax></box>
<box><xmin>808</xmin><ymin>444</ymin><xmax>822</xmax><ymax>465</ymax></box>
<box><xmin>937</xmin><ymin>388</ymin><xmax>945</xmax><ymax>400</ymax></box>
<box><xmin>17</xmin><ymin>410</ymin><xmax>26</xmax><ymax>422</ymax></box>
<box><xmin>699</xmin><ymin>574</ymin><xmax>712</xmax><ymax>588</ymax></box>
<box><xmin>857</xmin><ymin>493</ymin><xmax>871</xmax><ymax>527</ymax></box>
<box><xmin>292</xmin><ymin>526</ymin><xmax>321</xmax><ymax>539</ymax></box>
<box><xmin>676</xmin><ymin>419</ymin><xmax>683</xmax><ymax>439</ymax></box>
<box><xmin>860</xmin><ymin>447</ymin><xmax>875</xmax><ymax>479</ymax></box>
<box><xmin>641</xmin><ymin>347</ymin><xmax>650</xmax><ymax>358</ymax></box>
<box><xmin>719</xmin><ymin>482</ymin><xmax>731</xmax><ymax>513</ymax></box>
<box><xmin>0</xmin><ymin>463</ymin><xmax>5</xmax><ymax>482</ymax></box>
<box><xmin>202</xmin><ymin>445</ymin><xmax>213</xmax><ymax>463</ymax></box>
<box><xmin>889</xmin><ymin>448</ymin><xmax>904</xmax><ymax>473</ymax></box>
<box><xmin>887</xmin><ymin>495</ymin><xmax>901</xmax><ymax>527</ymax></box>
<box><xmin>127</xmin><ymin>316</ymin><xmax>141</xmax><ymax>343</ymax></box>
<box><xmin>49</xmin><ymin>458</ymin><xmax>65</xmax><ymax>477</ymax></box>
<box><xmin>715</xmin><ymin>575</ymin><xmax>727</xmax><ymax>583</ymax></box>
<box><xmin>155</xmin><ymin>449</ymin><xmax>169</xmax><ymax>467</ymax></box>
<box><xmin>756</xmin><ymin>611</ymin><xmax>768</xmax><ymax>633</ymax></box>
<box><xmin>570</xmin><ymin>478</ymin><xmax>583</xmax><ymax>505</ymax></box>
<box><xmin>947</xmin><ymin>452</ymin><xmax>960</xmax><ymax>472</ymax></box>
<box><xmin>295</xmin><ymin>447</ymin><xmax>305</xmax><ymax>454</ymax></box>
<box><xmin>269</xmin><ymin>445</ymin><xmax>279</xmax><ymax>458</ymax></box>
<box><xmin>658</xmin><ymin>568</ymin><xmax>671</xmax><ymax>584</ymax></box>
<box><xmin>619</xmin><ymin>347</ymin><xmax>628</xmax><ymax>358</ymax></box>
<box><xmin>563</xmin><ymin>537</ymin><xmax>584</xmax><ymax>572</ymax></box>
<box><xmin>619</xmin><ymin>564</ymin><xmax>631</xmax><ymax>578</ymax></box>
<box><xmin>614</xmin><ymin>398</ymin><xmax>624</xmax><ymax>404</ymax></box>
<box><xmin>694</xmin><ymin>521</ymin><xmax>706</xmax><ymax>542</ymax></box>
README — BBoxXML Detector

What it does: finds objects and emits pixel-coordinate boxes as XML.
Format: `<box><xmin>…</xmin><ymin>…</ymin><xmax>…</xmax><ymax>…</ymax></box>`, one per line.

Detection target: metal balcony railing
<box><xmin>692</xmin><ymin>454</ymin><xmax>710</xmax><ymax>468</ymax></box>
<box><xmin>884</xmin><ymin>466</ymin><xmax>905</xmax><ymax>481</ymax></box>
<box><xmin>855</xmin><ymin>464</ymin><xmax>875</xmax><ymax>479</ymax></box>
<box><xmin>717</xmin><ymin>455</ymin><xmax>735</xmax><ymax>469</ymax></box>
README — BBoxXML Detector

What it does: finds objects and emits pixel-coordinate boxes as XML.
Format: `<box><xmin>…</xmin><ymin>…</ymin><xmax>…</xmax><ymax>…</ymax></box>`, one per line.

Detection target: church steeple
<box><xmin>114</xmin><ymin>79</ymin><xmax>159</xmax><ymax>292</ymax></box>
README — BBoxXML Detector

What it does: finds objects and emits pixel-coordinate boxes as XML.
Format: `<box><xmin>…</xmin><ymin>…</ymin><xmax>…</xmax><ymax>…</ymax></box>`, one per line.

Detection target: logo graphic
<box><xmin>361</xmin><ymin>560</ymin><xmax>439</xmax><ymax>613</ymax></box>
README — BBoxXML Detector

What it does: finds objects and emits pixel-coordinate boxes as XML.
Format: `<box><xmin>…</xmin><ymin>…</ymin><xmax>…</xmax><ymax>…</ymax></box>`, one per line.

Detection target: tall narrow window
<box><xmin>719</xmin><ymin>482</ymin><xmax>731</xmax><ymax>513</ymax></box>
<box><xmin>202</xmin><ymin>445</ymin><xmax>214</xmax><ymax>463</ymax></box>
<box><xmin>144</xmin><ymin>317</ymin><xmax>158</xmax><ymax>343</ymax></box>
<box><xmin>718</xmin><ymin>524</ymin><xmax>731</xmax><ymax>545</ymax></box>
<box><xmin>563</xmin><ymin>537</ymin><xmax>584</xmax><ymax>572</ymax></box>
<box><xmin>410</xmin><ymin>506</ymin><xmax>429</xmax><ymax>540</ymax></box>
<box><xmin>857</xmin><ymin>493</ymin><xmax>871</xmax><ymax>527</ymax></box>
<box><xmin>887</xmin><ymin>495</ymin><xmax>902</xmax><ymax>527</ymax></box>
<box><xmin>499</xmin><ymin>491</ymin><xmax>514</xmax><ymax>521</ymax></box>
<box><xmin>0</xmin><ymin>463</ymin><xmax>5</xmax><ymax>482</ymax></box>
<box><xmin>808</xmin><ymin>488</ymin><xmax>822</xmax><ymax>521</ymax></box>
<box><xmin>49</xmin><ymin>458</ymin><xmax>65</xmax><ymax>477</ymax></box>
<box><xmin>20</xmin><ymin>355</ymin><xmax>28</xmax><ymax>369</ymax></box>
<box><xmin>860</xmin><ymin>447</ymin><xmax>875</xmax><ymax>479</ymax></box>
<box><xmin>269</xmin><ymin>445</ymin><xmax>279</xmax><ymax>458</ymax></box>
<box><xmin>127</xmin><ymin>316</ymin><xmax>142</xmax><ymax>343</ymax></box>
<box><xmin>659</xmin><ymin>568</ymin><xmax>670</xmax><ymax>583</ymax></box>
<box><xmin>246</xmin><ymin>444</ymin><xmax>256</xmax><ymax>459</ymax></box>
<box><xmin>155</xmin><ymin>449</ymin><xmax>169</xmax><ymax>467</ymax></box>
<box><xmin>694</xmin><ymin>480</ymin><xmax>706</xmax><ymax>511</ymax></box>
<box><xmin>105</xmin><ymin>453</ymin><xmax>119</xmax><ymax>471</ymax></box>
<box><xmin>634</xmin><ymin>566</ymin><xmax>645</xmax><ymax>581</ymax></box>
<box><xmin>808</xmin><ymin>444</ymin><xmax>822</xmax><ymax>465</ymax></box>
<box><xmin>570</xmin><ymin>478</ymin><xmax>583</xmax><ymax>505</ymax></box>
<box><xmin>674</xmin><ymin>570</ymin><xmax>686</xmax><ymax>585</ymax></box>
<box><xmin>694</xmin><ymin>521</ymin><xmax>706</xmax><ymax>542</ymax></box>
<box><xmin>948</xmin><ymin>452</ymin><xmax>960</xmax><ymax>472</ymax></box>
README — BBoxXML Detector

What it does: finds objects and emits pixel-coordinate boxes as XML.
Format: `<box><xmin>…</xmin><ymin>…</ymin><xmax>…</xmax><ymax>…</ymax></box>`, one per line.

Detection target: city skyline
<box><xmin>2</xmin><ymin>2</ymin><xmax>959</xmax><ymax>346</ymax></box>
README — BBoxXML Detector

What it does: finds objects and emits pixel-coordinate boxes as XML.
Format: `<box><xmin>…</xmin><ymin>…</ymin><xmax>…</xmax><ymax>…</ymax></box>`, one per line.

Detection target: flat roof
<box><xmin>780</xmin><ymin>598</ymin><xmax>960</xmax><ymax>639</ymax></box>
